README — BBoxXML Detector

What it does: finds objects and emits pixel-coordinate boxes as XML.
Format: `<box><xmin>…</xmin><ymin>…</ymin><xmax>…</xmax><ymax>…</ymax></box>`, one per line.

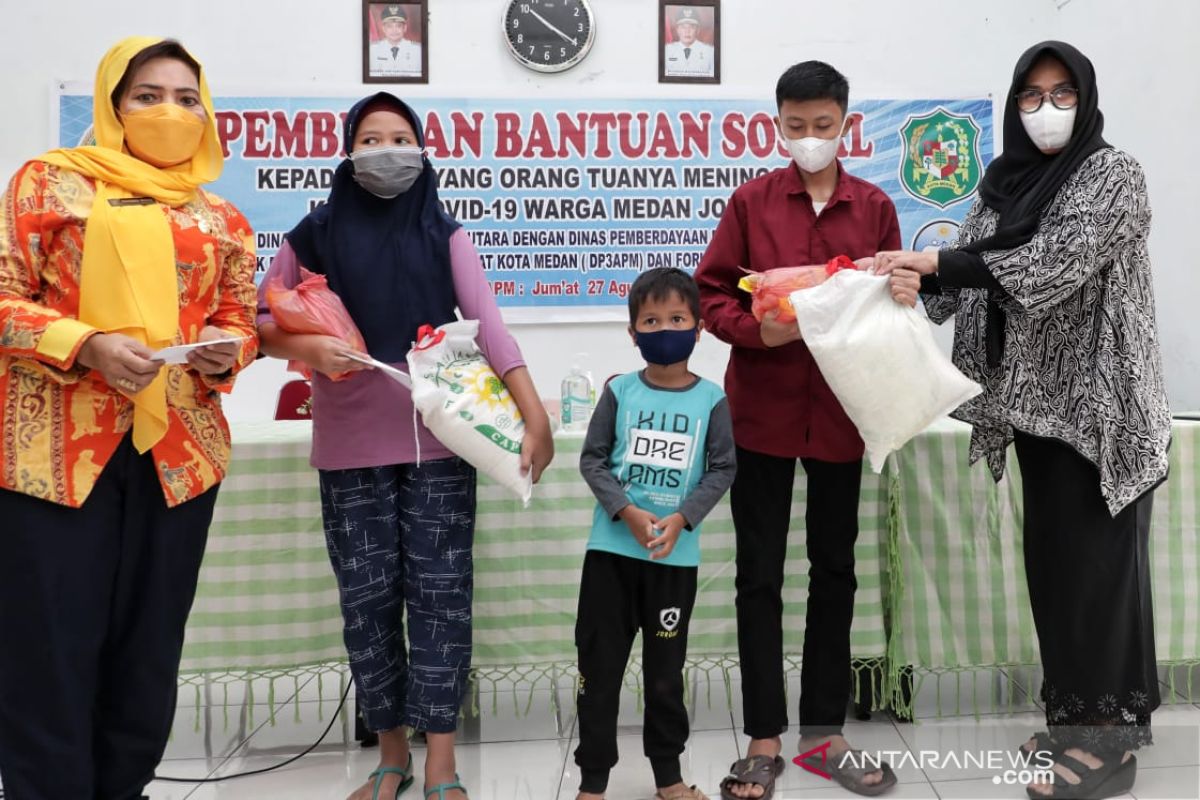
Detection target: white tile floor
<box><xmin>134</xmin><ymin>669</ymin><xmax>1200</xmax><ymax>799</ymax></box>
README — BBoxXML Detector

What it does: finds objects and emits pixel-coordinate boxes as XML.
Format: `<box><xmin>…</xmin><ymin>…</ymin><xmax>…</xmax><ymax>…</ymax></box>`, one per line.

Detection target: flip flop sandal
<box><xmin>1025</xmin><ymin>752</ymin><xmax>1137</xmax><ymax>799</ymax></box>
<box><xmin>369</xmin><ymin>753</ymin><xmax>416</xmax><ymax>800</ymax></box>
<box><xmin>425</xmin><ymin>774</ymin><xmax>468</xmax><ymax>800</ymax></box>
<box><xmin>801</xmin><ymin>748</ymin><xmax>898</xmax><ymax>797</ymax></box>
<box><xmin>719</xmin><ymin>754</ymin><xmax>784</xmax><ymax>800</ymax></box>
<box><xmin>656</xmin><ymin>785</ymin><xmax>710</xmax><ymax>800</ymax></box>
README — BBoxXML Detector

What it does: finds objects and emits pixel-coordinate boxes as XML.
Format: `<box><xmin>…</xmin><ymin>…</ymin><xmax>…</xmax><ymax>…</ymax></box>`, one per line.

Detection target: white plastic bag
<box><xmin>408</xmin><ymin>320</ymin><xmax>532</xmax><ymax>504</ymax></box>
<box><xmin>790</xmin><ymin>270</ymin><xmax>981</xmax><ymax>472</ymax></box>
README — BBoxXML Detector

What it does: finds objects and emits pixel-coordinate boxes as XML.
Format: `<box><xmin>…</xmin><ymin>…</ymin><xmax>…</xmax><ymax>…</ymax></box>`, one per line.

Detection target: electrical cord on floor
<box><xmin>155</xmin><ymin>680</ymin><xmax>351</xmax><ymax>783</ymax></box>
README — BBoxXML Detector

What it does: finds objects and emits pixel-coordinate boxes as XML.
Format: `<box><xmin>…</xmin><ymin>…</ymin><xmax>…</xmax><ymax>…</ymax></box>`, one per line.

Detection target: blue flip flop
<box><xmin>370</xmin><ymin>753</ymin><xmax>416</xmax><ymax>800</ymax></box>
<box><xmin>424</xmin><ymin>773</ymin><xmax>468</xmax><ymax>799</ymax></box>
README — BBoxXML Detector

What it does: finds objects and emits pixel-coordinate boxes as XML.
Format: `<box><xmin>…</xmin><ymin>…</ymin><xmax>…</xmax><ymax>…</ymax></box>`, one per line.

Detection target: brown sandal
<box><xmin>800</xmin><ymin>748</ymin><xmax>897</xmax><ymax>797</ymax></box>
<box><xmin>719</xmin><ymin>755</ymin><xmax>784</xmax><ymax>800</ymax></box>
<box><xmin>655</xmin><ymin>786</ymin><xmax>710</xmax><ymax>800</ymax></box>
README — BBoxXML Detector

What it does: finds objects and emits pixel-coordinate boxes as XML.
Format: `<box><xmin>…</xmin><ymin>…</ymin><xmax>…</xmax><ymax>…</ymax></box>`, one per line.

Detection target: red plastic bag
<box><xmin>265</xmin><ymin>269</ymin><xmax>367</xmax><ymax>382</ymax></box>
<box><xmin>738</xmin><ymin>255</ymin><xmax>867</xmax><ymax>322</ymax></box>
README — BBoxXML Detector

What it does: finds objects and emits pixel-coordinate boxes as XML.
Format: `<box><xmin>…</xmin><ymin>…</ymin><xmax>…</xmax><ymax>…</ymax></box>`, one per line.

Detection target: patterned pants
<box><xmin>319</xmin><ymin>457</ymin><xmax>476</xmax><ymax>734</ymax></box>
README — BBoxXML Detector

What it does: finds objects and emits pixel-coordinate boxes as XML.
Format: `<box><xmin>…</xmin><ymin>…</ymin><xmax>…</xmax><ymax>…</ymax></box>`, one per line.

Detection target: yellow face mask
<box><xmin>122</xmin><ymin>103</ymin><xmax>206</xmax><ymax>168</ymax></box>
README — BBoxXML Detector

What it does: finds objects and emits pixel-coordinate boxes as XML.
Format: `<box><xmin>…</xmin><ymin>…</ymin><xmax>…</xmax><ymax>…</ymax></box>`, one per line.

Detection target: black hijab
<box><xmin>285</xmin><ymin>92</ymin><xmax>460</xmax><ymax>362</ymax></box>
<box><xmin>962</xmin><ymin>41</ymin><xmax>1110</xmax><ymax>367</ymax></box>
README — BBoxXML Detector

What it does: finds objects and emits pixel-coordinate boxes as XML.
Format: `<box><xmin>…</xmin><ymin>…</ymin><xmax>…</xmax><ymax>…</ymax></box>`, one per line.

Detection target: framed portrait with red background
<box><xmin>363</xmin><ymin>1</ymin><xmax>429</xmax><ymax>83</ymax></box>
<box><xmin>659</xmin><ymin>0</ymin><xmax>720</xmax><ymax>84</ymax></box>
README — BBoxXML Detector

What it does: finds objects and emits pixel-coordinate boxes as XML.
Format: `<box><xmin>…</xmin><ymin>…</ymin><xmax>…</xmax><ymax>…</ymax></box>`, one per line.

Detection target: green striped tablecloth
<box><xmin>887</xmin><ymin>418</ymin><xmax>1200</xmax><ymax>713</ymax></box>
<box><xmin>183</xmin><ymin>422</ymin><xmax>340</xmax><ymax>674</ymax></box>
<box><xmin>182</xmin><ymin>421</ymin><xmax>891</xmax><ymax>698</ymax></box>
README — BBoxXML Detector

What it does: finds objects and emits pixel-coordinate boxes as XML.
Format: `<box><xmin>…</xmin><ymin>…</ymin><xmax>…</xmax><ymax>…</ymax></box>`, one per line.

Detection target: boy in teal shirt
<box><xmin>575</xmin><ymin>268</ymin><xmax>737</xmax><ymax>800</ymax></box>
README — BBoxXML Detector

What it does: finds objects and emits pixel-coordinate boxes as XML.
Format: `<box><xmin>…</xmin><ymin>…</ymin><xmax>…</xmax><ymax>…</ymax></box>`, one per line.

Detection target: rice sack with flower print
<box><xmin>407</xmin><ymin>320</ymin><xmax>532</xmax><ymax>503</ymax></box>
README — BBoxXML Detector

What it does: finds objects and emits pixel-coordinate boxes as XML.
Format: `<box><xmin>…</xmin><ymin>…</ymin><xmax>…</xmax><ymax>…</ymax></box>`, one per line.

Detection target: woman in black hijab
<box><xmin>259</xmin><ymin>93</ymin><xmax>554</xmax><ymax>800</ymax></box>
<box><xmin>878</xmin><ymin>42</ymin><xmax>1169</xmax><ymax>799</ymax></box>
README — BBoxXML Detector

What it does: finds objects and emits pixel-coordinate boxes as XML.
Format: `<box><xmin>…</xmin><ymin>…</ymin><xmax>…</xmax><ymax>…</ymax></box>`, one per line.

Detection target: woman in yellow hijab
<box><xmin>0</xmin><ymin>37</ymin><xmax>258</xmax><ymax>799</ymax></box>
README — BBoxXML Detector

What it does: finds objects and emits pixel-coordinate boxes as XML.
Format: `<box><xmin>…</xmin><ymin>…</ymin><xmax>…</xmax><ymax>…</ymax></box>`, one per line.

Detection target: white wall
<box><xmin>3</xmin><ymin>0</ymin><xmax>1197</xmax><ymax>419</ymax></box>
<box><xmin>1055</xmin><ymin>0</ymin><xmax>1200</xmax><ymax>413</ymax></box>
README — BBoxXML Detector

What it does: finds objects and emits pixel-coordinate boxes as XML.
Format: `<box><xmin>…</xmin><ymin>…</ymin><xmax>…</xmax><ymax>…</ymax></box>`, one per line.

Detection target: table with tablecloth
<box><xmin>886</xmin><ymin>418</ymin><xmax>1200</xmax><ymax>715</ymax></box>
<box><xmin>178</xmin><ymin>419</ymin><xmax>1200</xmax><ymax>718</ymax></box>
<box><xmin>178</xmin><ymin>421</ymin><xmax>892</xmax><ymax>714</ymax></box>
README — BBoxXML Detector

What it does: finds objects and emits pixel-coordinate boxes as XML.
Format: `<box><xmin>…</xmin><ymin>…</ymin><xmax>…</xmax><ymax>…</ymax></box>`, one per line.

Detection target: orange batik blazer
<box><xmin>0</xmin><ymin>161</ymin><xmax>259</xmax><ymax>508</ymax></box>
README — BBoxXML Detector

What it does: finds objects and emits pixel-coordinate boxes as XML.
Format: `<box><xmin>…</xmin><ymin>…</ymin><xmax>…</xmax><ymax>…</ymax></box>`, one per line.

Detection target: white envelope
<box><xmin>345</xmin><ymin>353</ymin><xmax>412</xmax><ymax>389</ymax></box>
<box><xmin>152</xmin><ymin>337</ymin><xmax>247</xmax><ymax>364</ymax></box>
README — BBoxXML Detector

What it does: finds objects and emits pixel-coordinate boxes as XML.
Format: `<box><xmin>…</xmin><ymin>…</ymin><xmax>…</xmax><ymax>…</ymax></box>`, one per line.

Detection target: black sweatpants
<box><xmin>574</xmin><ymin>550</ymin><xmax>698</xmax><ymax>793</ymax></box>
<box><xmin>731</xmin><ymin>446</ymin><xmax>863</xmax><ymax>740</ymax></box>
<box><xmin>0</xmin><ymin>436</ymin><xmax>216</xmax><ymax>800</ymax></box>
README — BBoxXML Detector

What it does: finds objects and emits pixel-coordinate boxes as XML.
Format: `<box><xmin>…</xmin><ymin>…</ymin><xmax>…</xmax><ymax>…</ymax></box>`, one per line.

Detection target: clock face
<box><xmin>504</xmin><ymin>0</ymin><xmax>596</xmax><ymax>73</ymax></box>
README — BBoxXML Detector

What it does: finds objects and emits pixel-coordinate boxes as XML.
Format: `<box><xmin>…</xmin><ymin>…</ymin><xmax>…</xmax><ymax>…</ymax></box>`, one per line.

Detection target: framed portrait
<box><xmin>659</xmin><ymin>0</ymin><xmax>720</xmax><ymax>84</ymax></box>
<box><xmin>363</xmin><ymin>1</ymin><xmax>429</xmax><ymax>83</ymax></box>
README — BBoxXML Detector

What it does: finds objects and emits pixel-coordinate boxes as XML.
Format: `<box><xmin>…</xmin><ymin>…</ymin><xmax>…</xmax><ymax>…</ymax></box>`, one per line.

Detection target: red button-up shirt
<box><xmin>695</xmin><ymin>161</ymin><xmax>901</xmax><ymax>462</ymax></box>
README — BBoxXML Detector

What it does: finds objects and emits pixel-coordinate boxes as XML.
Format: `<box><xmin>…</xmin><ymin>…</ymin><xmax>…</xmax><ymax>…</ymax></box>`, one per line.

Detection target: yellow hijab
<box><xmin>36</xmin><ymin>36</ymin><xmax>224</xmax><ymax>453</ymax></box>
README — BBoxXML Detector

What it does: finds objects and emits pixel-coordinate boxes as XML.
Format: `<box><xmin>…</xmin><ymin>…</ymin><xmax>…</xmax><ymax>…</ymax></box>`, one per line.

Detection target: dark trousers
<box><xmin>574</xmin><ymin>550</ymin><xmax>698</xmax><ymax>793</ymax></box>
<box><xmin>319</xmin><ymin>457</ymin><xmax>476</xmax><ymax>734</ymax></box>
<box><xmin>731</xmin><ymin>446</ymin><xmax>862</xmax><ymax>739</ymax></box>
<box><xmin>0</xmin><ymin>437</ymin><xmax>216</xmax><ymax>800</ymax></box>
<box><xmin>1014</xmin><ymin>430</ymin><xmax>1159</xmax><ymax>753</ymax></box>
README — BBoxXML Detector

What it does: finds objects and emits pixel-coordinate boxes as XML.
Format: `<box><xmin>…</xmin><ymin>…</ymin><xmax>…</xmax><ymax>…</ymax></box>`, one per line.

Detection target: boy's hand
<box><xmin>647</xmin><ymin>513</ymin><xmax>687</xmax><ymax>561</ymax></box>
<box><xmin>760</xmin><ymin>310</ymin><xmax>802</xmax><ymax>347</ymax></box>
<box><xmin>889</xmin><ymin>268</ymin><xmax>921</xmax><ymax>308</ymax></box>
<box><xmin>618</xmin><ymin>505</ymin><xmax>658</xmax><ymax>548</ymax></box>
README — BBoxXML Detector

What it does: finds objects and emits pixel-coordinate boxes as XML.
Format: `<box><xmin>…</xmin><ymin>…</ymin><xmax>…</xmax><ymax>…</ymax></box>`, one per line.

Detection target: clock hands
<box><xmin>527</xmin><ymin>8</ymin><xmax>578</xmax><ymax>47</ymax></box>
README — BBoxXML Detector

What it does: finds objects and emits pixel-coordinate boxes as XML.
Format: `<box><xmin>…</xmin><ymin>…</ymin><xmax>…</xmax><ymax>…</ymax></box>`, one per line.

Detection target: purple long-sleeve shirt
<box><xmin>257</xmin><ymin>229</ymin><xmax>526</xmax><ymax>470</ymax></box>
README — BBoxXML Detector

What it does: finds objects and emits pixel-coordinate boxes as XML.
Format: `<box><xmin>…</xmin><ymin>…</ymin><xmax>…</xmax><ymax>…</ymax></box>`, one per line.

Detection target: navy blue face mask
<box><xmin>634</xmin><ymin>328</ymin><xmax>698</xmax><ymax>366</ymax></box>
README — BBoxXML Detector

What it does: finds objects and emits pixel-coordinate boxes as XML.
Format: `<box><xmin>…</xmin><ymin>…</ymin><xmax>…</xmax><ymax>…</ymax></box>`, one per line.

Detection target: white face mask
<box><xmin>784</xmin><ymin>134</ymin><xmax>842</xmax><ymax>173</ymax></box>
<box><xmin>1020</xmin><ymin>104</ymin><xmax>1077</xmax><ymax>152</ymax></box>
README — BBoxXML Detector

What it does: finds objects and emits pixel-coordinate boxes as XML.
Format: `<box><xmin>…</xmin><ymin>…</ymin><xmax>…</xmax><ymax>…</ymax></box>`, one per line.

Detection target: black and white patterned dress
<box><xmin>924</xmin><ymin>147</ymin><xmax>1171</xmax><ymax>516</ymax></box>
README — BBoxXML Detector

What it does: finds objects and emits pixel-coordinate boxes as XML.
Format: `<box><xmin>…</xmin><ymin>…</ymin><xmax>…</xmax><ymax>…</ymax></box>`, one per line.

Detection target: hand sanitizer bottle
<box><xmin>560</xmin><ymin>355</ymin><xmax>594</xmax><ymax>432</ymax></box>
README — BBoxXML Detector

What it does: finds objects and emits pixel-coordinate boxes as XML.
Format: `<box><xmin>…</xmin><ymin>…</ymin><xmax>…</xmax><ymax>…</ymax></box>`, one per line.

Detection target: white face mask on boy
<box><xmin>784</xmin><ymin>133</ymin><xmax>842</xmax><ymax>173</ymax></box>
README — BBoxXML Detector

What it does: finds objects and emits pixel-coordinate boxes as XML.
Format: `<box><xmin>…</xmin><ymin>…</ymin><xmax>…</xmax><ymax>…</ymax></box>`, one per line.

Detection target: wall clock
<box><xmin>504</xmin><ymin>0</ymin><xmax>596</xmax><ymax>73</ymax></box>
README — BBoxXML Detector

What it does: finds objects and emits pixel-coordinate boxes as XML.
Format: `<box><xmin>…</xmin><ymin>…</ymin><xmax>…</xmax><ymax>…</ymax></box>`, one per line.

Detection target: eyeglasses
<box><xmin>1015</xmin><ymin>87</ymin><xmax>1079</xmax><ymax>113</ymax></box>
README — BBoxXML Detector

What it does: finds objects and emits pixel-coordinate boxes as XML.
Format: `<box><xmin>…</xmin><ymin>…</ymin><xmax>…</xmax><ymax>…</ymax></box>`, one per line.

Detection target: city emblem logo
<box><xmin>899</xmin><ymin>107</ymin><xmax>982</xmax><ymax>208</ymax></box>
<box><xmin>910</xmin><ymin>219</ymin><xmax>962</xmax><ymax>252</ymax></box>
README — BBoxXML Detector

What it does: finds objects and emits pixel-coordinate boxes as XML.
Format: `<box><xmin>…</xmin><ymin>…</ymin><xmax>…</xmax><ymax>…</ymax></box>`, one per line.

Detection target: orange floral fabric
<box><xmin>0</xmin><ymin>161</ymin><xmax>259</xmax><ymax>508</ymax></box>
